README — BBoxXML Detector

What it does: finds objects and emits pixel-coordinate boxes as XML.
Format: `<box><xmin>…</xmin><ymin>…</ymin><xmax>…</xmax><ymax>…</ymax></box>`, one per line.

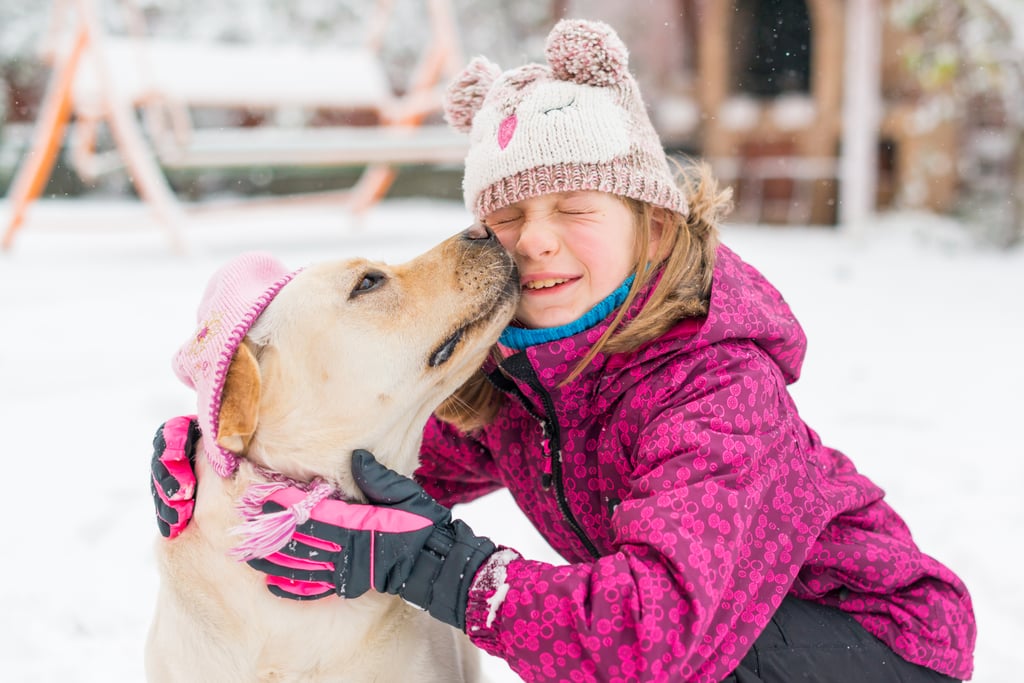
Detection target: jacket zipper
<box><xmin>488</xmin><ymin>354</ymin><xmax>601</xmax><ymax>560</ymax></box>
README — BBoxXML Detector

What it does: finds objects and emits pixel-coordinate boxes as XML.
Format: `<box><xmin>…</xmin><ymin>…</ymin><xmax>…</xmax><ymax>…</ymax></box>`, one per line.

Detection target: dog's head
<box><xmin>178</xmin><ymin>226</ymin><xmax>518</xmax><ymax>497</ymax></box>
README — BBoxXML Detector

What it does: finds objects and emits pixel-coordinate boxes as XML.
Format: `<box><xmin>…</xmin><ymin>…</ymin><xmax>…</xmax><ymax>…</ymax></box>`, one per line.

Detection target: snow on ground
<box><xmin>0</xmin><ymin>197</ymin><xmax>1021</xmax><ymax>682</ymax></box>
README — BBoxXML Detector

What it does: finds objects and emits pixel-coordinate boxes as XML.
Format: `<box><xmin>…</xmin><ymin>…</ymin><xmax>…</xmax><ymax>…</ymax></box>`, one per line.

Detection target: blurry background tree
<box><xmin>1</xmin><ymin>3</ymin><xmax>49</xmax><ymax>128</ymax></box>
<box><xmin>886</xmin><ymin>0</ymin><xmax>1024</xmax><ymax>245</ymax></box>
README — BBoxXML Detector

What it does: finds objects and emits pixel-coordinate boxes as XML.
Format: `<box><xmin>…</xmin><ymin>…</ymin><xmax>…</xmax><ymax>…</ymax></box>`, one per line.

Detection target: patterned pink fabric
<box><xmin>416</xmin><ymin>244</ymin><xmax>975</xmax><ymax>682</ymax></box>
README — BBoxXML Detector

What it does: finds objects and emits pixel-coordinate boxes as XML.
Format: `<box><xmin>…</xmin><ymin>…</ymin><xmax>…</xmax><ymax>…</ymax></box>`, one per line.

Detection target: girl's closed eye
<box><xmin>556</xmin><ymin>193</ymin><xmax>603</xmax><ymax>216</ymax></box>
<box><xmin>557</xmin><ymin>202</ymin><xmax>599</xmax><ymax>219</ymax></box>
<box><xmin>485</xmin><ymin>212</ymin><xmax>522</xmax><ymax>229</ymax></box>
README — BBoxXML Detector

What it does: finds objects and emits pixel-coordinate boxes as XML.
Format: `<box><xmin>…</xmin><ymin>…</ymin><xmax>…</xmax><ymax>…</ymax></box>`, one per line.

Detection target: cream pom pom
<box><xmin>546</xmin><ymin>19</ymin><xmax>629</xmax><ymax>88</ymax></box>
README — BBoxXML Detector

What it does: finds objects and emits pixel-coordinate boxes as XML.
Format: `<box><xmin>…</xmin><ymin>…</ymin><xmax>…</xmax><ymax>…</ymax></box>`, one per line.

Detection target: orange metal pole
<box><xmin>3</xmin><ymin>24</ymin><xmax>89</xmax><ymax>250</ymax></box>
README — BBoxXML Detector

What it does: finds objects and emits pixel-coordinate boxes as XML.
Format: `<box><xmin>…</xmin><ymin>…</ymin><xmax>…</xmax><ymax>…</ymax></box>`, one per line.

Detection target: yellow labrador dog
<box><xmin>146</xmin><ymin>227</ymin><xmax>518</xmax><ymax>682</ymax></box>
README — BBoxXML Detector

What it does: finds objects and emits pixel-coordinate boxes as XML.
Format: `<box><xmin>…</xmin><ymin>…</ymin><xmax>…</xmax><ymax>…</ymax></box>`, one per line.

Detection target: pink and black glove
<box><xmin>247</xmin><ymin>449</ymin><xmax>496</xmax><ymax>632</ymax></box>
<box><xmin>150</xmin><ymin>416</ymin><xmax>200</xmax><ymax>539</ymax></box>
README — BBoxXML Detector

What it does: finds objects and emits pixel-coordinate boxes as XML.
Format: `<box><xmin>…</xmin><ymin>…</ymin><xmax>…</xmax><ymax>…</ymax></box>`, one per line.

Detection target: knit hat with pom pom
<box><xmin>444</xmin><ymin>19</ymin><xmax>688</xmax><ymax>220</ymax></box>
<box><xmin>172</xmin><ymin>252</ymin><xmax>298</xmax><ymax>478</ymax></box>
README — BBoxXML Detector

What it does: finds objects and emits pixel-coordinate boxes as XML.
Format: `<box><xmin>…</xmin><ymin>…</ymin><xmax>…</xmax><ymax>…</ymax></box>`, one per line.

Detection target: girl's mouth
<box><xmin>523</xmin><ymin>277</ymin><xmax>572</xmax><ymax>291</ymax></box>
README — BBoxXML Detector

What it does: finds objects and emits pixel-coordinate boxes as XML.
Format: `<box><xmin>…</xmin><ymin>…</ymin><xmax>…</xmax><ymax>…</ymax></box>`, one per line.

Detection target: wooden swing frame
<box><xmin>2</xmin><ymin>0</ymin><xmax>468</xmax><ymax>252</ymax></box>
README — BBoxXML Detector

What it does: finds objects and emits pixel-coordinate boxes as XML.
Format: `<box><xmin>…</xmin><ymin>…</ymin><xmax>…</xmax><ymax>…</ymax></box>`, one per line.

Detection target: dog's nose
<box><xmin>464</xmin><ymin>222</ymin><xmax>494</xmax><ymax>241</ymax></box>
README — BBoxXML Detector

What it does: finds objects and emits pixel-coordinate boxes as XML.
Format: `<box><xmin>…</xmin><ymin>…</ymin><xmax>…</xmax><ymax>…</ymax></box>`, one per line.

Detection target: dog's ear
<box><xmin>217</xmin><ymin>341</ymin><xmax>261</xmax><ymax>454</ymax></box>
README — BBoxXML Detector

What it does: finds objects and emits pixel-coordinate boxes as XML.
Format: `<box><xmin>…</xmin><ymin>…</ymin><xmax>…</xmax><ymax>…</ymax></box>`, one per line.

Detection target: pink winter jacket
<box><xmin>415</xmin><ymin>244</ymin><xmax>975</xmax><ymax>682</ymax></box>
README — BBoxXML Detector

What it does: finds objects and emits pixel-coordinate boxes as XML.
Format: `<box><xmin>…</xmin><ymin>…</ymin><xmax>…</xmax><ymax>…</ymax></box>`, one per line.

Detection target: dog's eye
<box><xmin>351</xmin><ymin>270</ymin><xmax>386</xmax><ymax>298</ymax></box>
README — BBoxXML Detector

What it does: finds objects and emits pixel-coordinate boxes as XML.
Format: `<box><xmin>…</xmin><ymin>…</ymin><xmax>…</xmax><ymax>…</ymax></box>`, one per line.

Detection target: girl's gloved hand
<box><xmin>150</xmin><ymin>415</ymin><xmax>201</xmax><ymax>539</ymax></box>
<box><xmin>247</xmin><ymin>449</ymin><xmax>497</xmax><ymax>632</ymax></box>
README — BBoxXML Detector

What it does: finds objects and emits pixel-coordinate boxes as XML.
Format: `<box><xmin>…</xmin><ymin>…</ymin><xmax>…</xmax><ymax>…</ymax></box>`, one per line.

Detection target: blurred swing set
<box><xmin>2</xmin><ymin>0</ymin><xmax>468</xmax><ymax>252</ymax></box>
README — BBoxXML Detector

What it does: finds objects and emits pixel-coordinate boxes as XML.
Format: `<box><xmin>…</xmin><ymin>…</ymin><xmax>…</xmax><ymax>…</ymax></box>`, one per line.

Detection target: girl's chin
<box><xmin>516</xmin><ymin>308</ymin><xmax>583</xmax><ymax>330</ymax></box>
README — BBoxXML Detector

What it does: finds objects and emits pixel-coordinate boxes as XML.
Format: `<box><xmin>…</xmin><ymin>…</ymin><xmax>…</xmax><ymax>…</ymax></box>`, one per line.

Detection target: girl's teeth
<box><xmin>525</xmin><ymin>278</ymin><xmax>568</xmax><ymax>290</ymax></box>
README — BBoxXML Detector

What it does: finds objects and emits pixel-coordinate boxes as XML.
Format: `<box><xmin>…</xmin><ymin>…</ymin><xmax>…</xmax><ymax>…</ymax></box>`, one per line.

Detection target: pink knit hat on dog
<box><xmin>172</xmin><ymin>252</ymin><xmax>297</xmax><ymax>478</ymax></box>
<box><xmin>172</xmin><ymin>253</ymin><xmax>344</xmax><ymax>561</ymax></box>
<box><xmin>444</xmin><ymin>18</ymin><xmax>688</xmax><ymax>220</ymax></box>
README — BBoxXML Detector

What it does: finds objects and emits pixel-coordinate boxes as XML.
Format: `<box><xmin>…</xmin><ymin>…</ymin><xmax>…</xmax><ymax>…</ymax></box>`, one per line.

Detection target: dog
<box><xmin>146</xmin><ymin>226</ymin><xmax>519</xmax><ymax>682</ymax></box>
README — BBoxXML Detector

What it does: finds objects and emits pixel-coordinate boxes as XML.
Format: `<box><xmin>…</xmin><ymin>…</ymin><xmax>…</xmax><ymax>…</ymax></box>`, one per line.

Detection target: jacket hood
<box><xmin>670</xmin><ymin>243</ymin><xmax>806</xmax><ymax>383</ymax></box>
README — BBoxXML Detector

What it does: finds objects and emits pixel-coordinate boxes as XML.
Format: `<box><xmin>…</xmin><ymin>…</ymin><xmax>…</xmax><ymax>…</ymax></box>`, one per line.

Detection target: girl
<box><xmin>151</xmin><ymin>20</ymin><xmax>975</xmax><ymax>682</ymax></box>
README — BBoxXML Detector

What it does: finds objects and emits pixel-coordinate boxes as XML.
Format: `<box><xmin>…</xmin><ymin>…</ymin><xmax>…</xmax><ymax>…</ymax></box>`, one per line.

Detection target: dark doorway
<box><xmin>731</xmin><ymin>0</ymin><xmax>812</xmax><ymax>97</ymax></box>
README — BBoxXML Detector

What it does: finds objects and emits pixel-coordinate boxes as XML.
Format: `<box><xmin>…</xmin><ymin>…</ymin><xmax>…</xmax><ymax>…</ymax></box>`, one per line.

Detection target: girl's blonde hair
<box><xmin>435</xmin><ymin>161</ymin><xmax>731</xmax><ymax>432</ymax></box>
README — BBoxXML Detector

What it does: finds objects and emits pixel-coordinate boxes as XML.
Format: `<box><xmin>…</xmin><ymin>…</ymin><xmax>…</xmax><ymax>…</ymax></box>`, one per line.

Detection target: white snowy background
<box><xmin>0</xmin><ymin>198</ymin><xmax>1020</xmax><ymax>682</ymax></box>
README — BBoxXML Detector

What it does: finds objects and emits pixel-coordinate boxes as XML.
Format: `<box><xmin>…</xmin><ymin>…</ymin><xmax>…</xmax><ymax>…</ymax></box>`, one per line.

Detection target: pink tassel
<box><xmin>236</xmin><ymin>481</ymin><xmax>290</xmax><ymax>519</ymax></box>
<box><xmin>229</xmin><ymin>479</ymin><xmax>335</xmax><ymax>561</ymax></box>
<box><xmin>229</xmin><ymin>509</ymin><xmax>299</xmax><ymax>561</ymax></box>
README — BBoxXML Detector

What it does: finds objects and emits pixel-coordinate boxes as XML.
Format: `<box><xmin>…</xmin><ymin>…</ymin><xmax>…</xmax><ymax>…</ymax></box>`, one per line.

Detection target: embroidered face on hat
<box><xmin>172</xmin><ymin>252</ymin><xmax>298</xmax><ymax>478</ymax></box>
<box><xmin>444</xmin><ymin>19</ymin><xmax>688</xmax><ymax>221</ymax></box>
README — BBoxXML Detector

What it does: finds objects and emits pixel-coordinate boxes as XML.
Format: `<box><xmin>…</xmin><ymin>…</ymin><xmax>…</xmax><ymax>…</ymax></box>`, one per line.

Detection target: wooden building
<box><xmin>558</xmin><ymin>0</ymin><xmax>1023</xmax><ymax>235</ymax></box>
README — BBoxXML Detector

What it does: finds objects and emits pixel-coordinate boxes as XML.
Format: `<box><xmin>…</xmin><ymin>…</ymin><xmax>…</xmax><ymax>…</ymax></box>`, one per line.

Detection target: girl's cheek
<box><xmin>494</xmin><ymin>229</ymin><xmax>519</xmax><ymax>253</ymax></box>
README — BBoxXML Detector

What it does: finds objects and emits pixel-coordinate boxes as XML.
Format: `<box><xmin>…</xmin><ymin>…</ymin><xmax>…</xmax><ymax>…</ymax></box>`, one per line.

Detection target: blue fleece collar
<box><xmin>498</xmin><ymin>275</ymin><xmax>635</xmax><ymax>350</ymax></box>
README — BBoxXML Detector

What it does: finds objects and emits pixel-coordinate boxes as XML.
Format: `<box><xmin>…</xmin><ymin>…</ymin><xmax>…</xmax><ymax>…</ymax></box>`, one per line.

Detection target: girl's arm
<box><xmin>414</xmin><ymin>415</ymin><xmax>505</xmax><ymax>507</ymax></box>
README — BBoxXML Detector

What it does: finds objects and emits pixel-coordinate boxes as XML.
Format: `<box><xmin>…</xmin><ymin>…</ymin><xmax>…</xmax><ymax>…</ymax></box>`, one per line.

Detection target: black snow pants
<box><xmin>722</xmin><ymin>596</ymin><xmax>961</xmax><ymax>682</ymax></box>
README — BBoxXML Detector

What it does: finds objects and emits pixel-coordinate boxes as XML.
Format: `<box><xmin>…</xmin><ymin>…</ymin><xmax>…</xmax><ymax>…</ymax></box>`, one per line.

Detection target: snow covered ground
<box><xmin>0</xmin><ymin>197</ymin><xmax>1020</xmax><ymax>682</ymax></box>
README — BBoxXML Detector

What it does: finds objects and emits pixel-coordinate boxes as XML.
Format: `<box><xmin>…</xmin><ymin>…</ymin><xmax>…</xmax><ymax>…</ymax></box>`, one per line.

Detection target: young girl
<box><xmin>151</xmin><ymin>20</ymin><xmax>975</xmax><ymax>682</ymax></box>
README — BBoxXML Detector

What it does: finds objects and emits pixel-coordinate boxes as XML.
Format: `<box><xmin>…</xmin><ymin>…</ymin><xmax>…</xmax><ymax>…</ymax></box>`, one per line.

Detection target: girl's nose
<box><xmin>514</xmin><ymin>220</ymin><xmax>558</xmax><ymax>260</ymax></box>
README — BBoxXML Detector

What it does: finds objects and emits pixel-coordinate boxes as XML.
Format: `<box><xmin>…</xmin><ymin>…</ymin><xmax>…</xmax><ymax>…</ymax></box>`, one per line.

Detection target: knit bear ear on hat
<box><xmin>444</xmin><ymin>56</ymin><xmax>501</xmax><ymax>132</ymax></box>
